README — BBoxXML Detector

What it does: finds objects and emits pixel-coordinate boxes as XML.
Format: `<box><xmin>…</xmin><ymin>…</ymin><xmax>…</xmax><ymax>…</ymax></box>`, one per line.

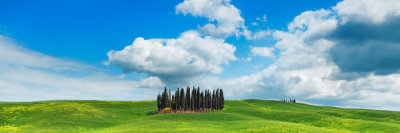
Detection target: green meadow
<box><xmin>0</xmin><ymin>100</ymin><xmax>399</xmax><ymax>133</ymax></box>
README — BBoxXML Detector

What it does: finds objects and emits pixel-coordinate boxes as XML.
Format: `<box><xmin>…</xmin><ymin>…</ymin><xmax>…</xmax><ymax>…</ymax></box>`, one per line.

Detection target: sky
<box><xmin>0</xmin><ymin>0</ymin><xmax>399</xmax><ymax>111</ymax></box>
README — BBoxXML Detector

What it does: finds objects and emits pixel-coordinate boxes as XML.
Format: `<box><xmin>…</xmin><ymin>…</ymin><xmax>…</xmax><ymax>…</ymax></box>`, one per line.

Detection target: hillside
<box><xmin>0</xmin><ymin>100</ymin><xmax>399</xmax><ymax>132</ymax></box>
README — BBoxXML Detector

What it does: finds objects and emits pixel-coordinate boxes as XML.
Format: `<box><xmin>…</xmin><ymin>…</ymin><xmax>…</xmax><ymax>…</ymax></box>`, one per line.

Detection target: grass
<box><xmin>0</xmin><ymin>100</ymin><xmax>399</xmax><ymax>132</ymax></box>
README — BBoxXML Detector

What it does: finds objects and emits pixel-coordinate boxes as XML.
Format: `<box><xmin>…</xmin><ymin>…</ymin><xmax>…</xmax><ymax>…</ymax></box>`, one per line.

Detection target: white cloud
<box><xmin>252</xmin><ymin>30</ymin><xmax>272</xmax><ymax>40</ymax></box>
<box><xmin>0</xmin><ymin>35</ymin><xmax>165</xmax><ymax>101</ymax></box>
<box><xmin>242</xmin><ymin>57</ymin><xmax>252</xmax><ymax>62</ymax></box>
<box><xmin>0</xmin><ymin>36</ymin><xmax>96</xmax><ymax>72</ymax></box>
<box><xmin>108</xmin><ymin>0</ymin><xmax>248</xmax><ymax>84</ymax></box>
<box><xmin>251</xmin><ymin>46</ymin><xmax>275</xmax><ymax>58</ymax></box>
<box><xmin>175</xmin><ymin>0</ymin><xmax>268</xmax><ymax>40</ymax></box>
<box><xmin>176</xmin><ymin>0</ymin><xmax>246</xmax><ymax>38</ymax></box>
<box><xmin>256</xmin><ymin>14</ymin><xmax>267</xmax><ymax>22</ymax></box>
<box><xmin>288</xmin><ymin>9</ymin><xmax>338</xmax><ymax>39</ymax></box>
<box><xmin>264</xmin><ymin>5</ymin><xmax>400</xmax><ymax>110</ymax></box>
<box><xmin>334</xmin><ymin>0</ymin><xmax>400</xmax><ymax>24</ymax></box>
<box><xmin>329</xmin><ymin>0</ymin><xmax>400</xmax><ymax>76</ymax></box>
<box><xmin>192</xmin><ymin>0</ymin><xmax>400</xmax><ymax>111</ymax></box>
<box><xmin>175</xmin><ymin>0</ymin><xmax>273</xmax><ymax>41</ymax></box>
<box><xmin>106</xmin><ymin>31</ymin><xmax>236</xmax><ymax>82</ymax></box>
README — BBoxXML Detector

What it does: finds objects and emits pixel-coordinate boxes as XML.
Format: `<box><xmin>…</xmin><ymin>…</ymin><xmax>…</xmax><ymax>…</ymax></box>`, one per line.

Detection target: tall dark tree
<box><xmin>168</xmin><ymin>90</ymin><xmax>171</xmax><ymax>108</ymax></box>
<box><xmin>157</xmin><ymin>93</ymin><xmax>161</xmax><ymax>111</ymax></box>
<box><xmin>193</xmin><ymin>87</ymin><xmax>197</xmax><ymax>111</ymax></box>
<box><xmin>212</xmin><ymin>90</ymin><xmax>215</xmax><ymax>111</ymax></box>
<box><xmin>161</xmin><ymin>90</ymin><xmax>164</xmax><ymax>109</ymax></box>
<box><xmin>161</xmin><ymin>87</ymin><xmax>168</xmax><ymax>109</ymax></box>
<box><xmin>197</xmin><ymin>87</ymin><xmax>200</xmax><ymax>110</ymax></box>
<box><xmin>200</xmin><ymin>92</ymin><xmax>204</xmax><ymax>111</ymax></box>
<box><xmin>191</xmin><ymin>88</ymin><xmax>195</xmax><ymax>111</ymax></box>
<box><xmin>171</xmin><ymin>95</ymin><xmax>175</xmax><ymax>110</ymax></box>
<box><xmin>217</xmin><ymin>89</ymin><xmax>220</xmax><ymax>111</ymax></box>
<box><xmin>185</xmin><ymin>87</ymin><xmax>190</xmax><ymax>110</ymax></box>
<box><xmin>216</xmin><ymin>89</ymin><xmax>219</xmax><ymax>111</ymax></box>
<box><xmin>205</xmin><ymin>90</ymin><xmax>208</xmax><ymax>111</ymax></box>
<box><xmin>209</xmin><ymin>90</ymin><xmax>212</xmax><ymax>111</ymax></box>
<box><xmin>180</xmin><ymin>88</ymin><xmax>185</xmax><ymax>110</ymax></box>
<box><xmin>219</xmin><ymin>89</ymin><xmax>224</xmax><ymax>109</ymax></box>
<box><xmin>207</xmin><ymin>90</ymin><xmax>211</xmax><ymax>111</ymax></box>
<box><xmin>175</xmin><ymin>88</ymin><xmax>180</xmax><ymax>110</ymax></box>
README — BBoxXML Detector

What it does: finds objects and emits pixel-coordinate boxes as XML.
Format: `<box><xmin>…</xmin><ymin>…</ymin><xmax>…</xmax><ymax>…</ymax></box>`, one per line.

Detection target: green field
<box><xmin>0</xmin><ymin>100</ymin><xmax>399</xmax><ymax>132</ymax></box>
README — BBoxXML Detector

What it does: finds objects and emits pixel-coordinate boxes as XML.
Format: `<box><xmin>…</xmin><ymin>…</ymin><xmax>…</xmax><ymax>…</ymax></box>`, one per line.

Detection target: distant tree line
<box><xmin>157</xmin><ymin>87</ymin><xmax>224</xmax><ymax>112</ymax></box>
<box><xmin>280</xmin><ymin>99</ymin><xmax>296</xmax><ymax>103</ymax></box>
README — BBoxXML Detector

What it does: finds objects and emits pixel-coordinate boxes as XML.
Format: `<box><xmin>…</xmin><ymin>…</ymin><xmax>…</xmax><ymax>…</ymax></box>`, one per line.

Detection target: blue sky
<box><xmin>0</xmin><ymin>0</ymin><xmax>399</xmax><ymax>111</ymax></box>
<box><xmin>0</xmin><ymin>0</ymin><xmax>339</xmax><ymax>77</ymax></box>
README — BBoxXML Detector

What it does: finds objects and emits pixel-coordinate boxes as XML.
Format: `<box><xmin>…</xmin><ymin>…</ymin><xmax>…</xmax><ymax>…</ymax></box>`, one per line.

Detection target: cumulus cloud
<box><xmin>269</xmin><ymin>0</ymin><xmax>400</xmax><ymax>110</ymax></box>
<box><xmin>191</xmin><ymin>0</ymin><xmax>400</xmax><ymax>111</ymax></box>
<box><xmin>106</xmin><ymin>31</ymin><xmax>236</xmax><ymax>83</ymax></box>
<box><xmin>176</xmin><ymin>0</ymin><xmax>246</xmax><ymax>38</ymax></box>
<box><xmin>288</xmin><ymin>9</ymin><xmax>338</xmax><ymax>40</ymax></box>
<box><xmin>328</xmin><ymin>16</ymin><xmax>400</xmax><ymax>76</ymax></box>
<box><xmin>0</xmin><ymin>35</ymin><xmax>165</xmax><ymax>101</ymax></box>
<box><xmin>251</xmin><ymin>46</ymin><xmax>275</xmax><ymax>58</ymax></box>
<box><xmin>175</xmin><ymin>0</ymin><xmax>268</xmax><ymax>40</ymax></box>
<box><xmin>106</xmin><ymin>0</ymin><xmax>273</xmax><ymax>84</ymax></box>
<box><xmin>334</xmin><ymin>0</ymin><xmax>400</xmax><ymax>24</ymax></box>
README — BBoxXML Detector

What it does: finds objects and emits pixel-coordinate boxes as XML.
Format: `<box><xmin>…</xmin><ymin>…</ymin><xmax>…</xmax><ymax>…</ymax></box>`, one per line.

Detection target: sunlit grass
<box><xmin>0</xmin><ymin>100</ymin><xmax>398</xmax><ymax>132</ymax></box>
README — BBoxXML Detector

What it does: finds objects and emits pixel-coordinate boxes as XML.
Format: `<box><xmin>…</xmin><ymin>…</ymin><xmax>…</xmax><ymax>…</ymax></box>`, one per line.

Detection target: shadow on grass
<box><xmin>146</xmin><ymin>111</ymin><xmax>158</xmax><ymax>115</ymax></box>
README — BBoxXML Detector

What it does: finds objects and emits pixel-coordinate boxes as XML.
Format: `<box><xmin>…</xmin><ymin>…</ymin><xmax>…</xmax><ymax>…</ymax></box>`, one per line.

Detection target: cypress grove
<box><xmin>156</xmin><ymin>87</ymin><xmax>225</xmax><ymax>113</ymax></box>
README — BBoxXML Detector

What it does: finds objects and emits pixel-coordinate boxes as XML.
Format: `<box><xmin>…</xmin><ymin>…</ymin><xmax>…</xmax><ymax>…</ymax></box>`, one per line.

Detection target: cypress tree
<box><xmin>192</xmin><ymin>88</ymin><xmax>195</xmax><ymax>111</ymax></box>
<box><xmin>194</xmin><ymin>88</ymin><xmax>197</xmax><ymax>110</ymax></box>
<box><xmin>217</xmin><ymin>89</ymin><xmax>220</xmax><ymax>111</ymax></box>
<box><xmin>207</xmin><ymin>90</ymin><xmax>212</xmax><ymax>111</ymax></box>
<box><xmin>219</xmin><ymin>89</ymin><xmax>224</xmax><ymax>109</ymax></box>
<box><xmin>205</xmin><ymin>90</ymin><xmax>208</xmax><ymax>111</ymax></box>
<box><xmin>217</xmin><ymin>90</ymin><xmax>219</xmax><ymax>111</ymax></box>
<box><xmin>194</xmin><ymin>87</ymin><xmax>197</xmax><ymax>110</ymax></box>
<box><xmin>212</xmin><ymin>90</ymin><xmax>215</xmax><ymax>111</ymax></box>
<box><xmin>168</xmin><ymin>90</ymin><xmax>171</xmax><ymax>108</ymax></box>
<box><xmin>171</xmin><ymin>95</ymin><xmax>175</xmax><ymax>110</ymax></box>
<box><xmin>216</xmin><ymin>89</ymin><xmax>219</xmax><ymax>111</ymax></box>
<box><xmin>203</xmin><ymin>91</ymin><xmax>206</xmax><ymax>110</ymax></box>
<box><xmin>197</xmin><ymin>87</ymin><xmax>200</xmax><ymax>110</ymax></box>
<box><xmin>180</xmin><ymin>88</ymin><xmax>185</xmax><ymax>111</ymax></box>
<box><xmin>203</xmin><ymin>91</ymin><xmax>206</xmax><ymax>111</ymax></box>
<box><xmin>215</xmin><ymin>90</ymin><xmax>218</xmax><ymax>111</ymax></box>
<box><xmin>206</xmin><ymin>90</ymin><xmax>208</xmax><ymax>111</ymax></box>
<box><xmin>174</xmin><ymin>91</ymin><xmax>177</xmax><ymax>110</ymax></box>
<box><xmin>200</xmin><ymin>92</ymin><xmax>204</xmax><ymax>111</ymax></box>
<box><xmin>185</xmin><ymin>87</ymin><xmax>190</xmax><ymax>111</ymax></box>
<box><xmin>211</xmin><ymin>89</ymin><xmax>213</xmax><ymax>111</ymax></box>
<box><xmin>203</xmin><ymin>90</ymin><xmax>206</xmax><ymax>111</ymax></box>
<box><xmin>157</xmin><ymin>93</ymin><xmax>161</xmax><ymax>111</ymax></box>
<box><xmin>214</xmin><ymin>89</ymin><xmax>217</xmax><ymax>111</ymax></box>
<box><xmin>161</xmin><ymin>90</ymin><xmax>164</xmax><ymax>109</ymax></box>
<box><xmin>162</xmin><ymin>87</ymin><xmax>168</xmax><ymax>109</ymax></box>
<box><xmin>176</xmin><ymin>88</ymin><xmax>180</xmax><ymax>110</ymax></box>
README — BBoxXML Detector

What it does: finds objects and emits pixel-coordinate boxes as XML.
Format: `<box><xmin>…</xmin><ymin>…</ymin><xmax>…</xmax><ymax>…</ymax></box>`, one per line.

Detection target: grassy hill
<box><xmin>0</xmin><ymin>100</ymin><xmax>399</xmax><ymax>133</ymax></box>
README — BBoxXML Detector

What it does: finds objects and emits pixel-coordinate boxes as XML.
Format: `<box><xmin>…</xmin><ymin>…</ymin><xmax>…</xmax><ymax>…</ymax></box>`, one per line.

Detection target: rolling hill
<box><xmin>0</xmin><ymin>100</ymin><xmax>399</xmax><ymax>132</ymax></box>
